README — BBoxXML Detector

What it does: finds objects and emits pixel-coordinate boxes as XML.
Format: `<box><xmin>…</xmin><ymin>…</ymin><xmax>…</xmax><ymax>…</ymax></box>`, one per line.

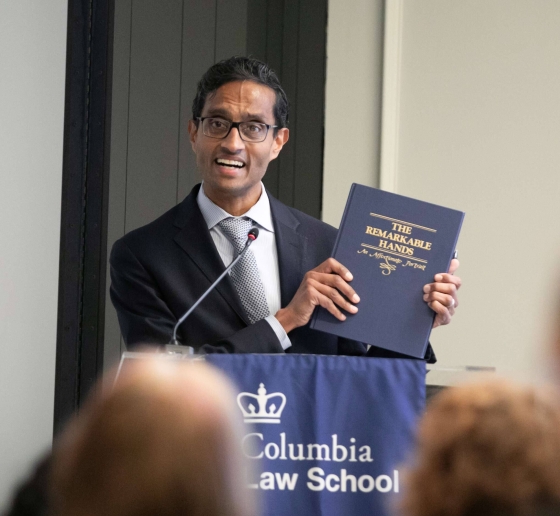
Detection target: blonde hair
<box><xmin>402</xmin><ymin>380</ymin><xmax>560</xmax><ymax>516</ymax></box>
<box><xmin>50</xmin><ymin>359</ymin><xmax>256</xmax><ymax>516</ymax></box>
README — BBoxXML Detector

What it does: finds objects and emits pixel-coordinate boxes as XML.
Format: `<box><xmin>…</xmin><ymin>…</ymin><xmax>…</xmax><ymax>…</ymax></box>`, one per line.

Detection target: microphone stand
<box><xmin>169</xmin><ymin>228</ymin><xmax>259</xmax><ymax>348</ymax></box>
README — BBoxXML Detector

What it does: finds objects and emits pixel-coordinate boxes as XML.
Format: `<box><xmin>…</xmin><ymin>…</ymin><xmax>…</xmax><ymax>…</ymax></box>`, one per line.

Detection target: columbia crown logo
<box><xmin>237</xmin><ymin>383</ymin><xmax>286</xmax><ymax>424</ymax></box>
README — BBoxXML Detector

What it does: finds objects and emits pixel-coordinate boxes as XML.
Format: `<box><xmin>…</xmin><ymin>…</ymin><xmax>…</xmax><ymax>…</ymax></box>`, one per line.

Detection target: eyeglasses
<box><xmin>196</xmin><ymin>117</ymin><xmax>278</xmax><ymax>143</ymax></box>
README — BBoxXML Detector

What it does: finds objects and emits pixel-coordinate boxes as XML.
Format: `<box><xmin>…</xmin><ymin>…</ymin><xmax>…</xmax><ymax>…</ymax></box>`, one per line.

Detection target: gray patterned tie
<box><xmin>218</xmin><ymin>217</ymin><xmax>270</xmax><ymax>324</ymax></box>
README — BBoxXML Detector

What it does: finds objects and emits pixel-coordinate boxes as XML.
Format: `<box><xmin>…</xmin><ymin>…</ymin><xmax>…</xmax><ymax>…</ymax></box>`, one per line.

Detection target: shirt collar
<box><xmin>197</xmin><ymin>182</ymin><xmax>275</xmax><ymax>233</ymax></box>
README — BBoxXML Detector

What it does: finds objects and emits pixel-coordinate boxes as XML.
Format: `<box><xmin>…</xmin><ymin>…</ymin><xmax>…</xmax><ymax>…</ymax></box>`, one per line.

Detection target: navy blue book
<box><xmin>310</xmin><ymin>184</ymin><xmax>465</xmax><ymax>359</ymax></box>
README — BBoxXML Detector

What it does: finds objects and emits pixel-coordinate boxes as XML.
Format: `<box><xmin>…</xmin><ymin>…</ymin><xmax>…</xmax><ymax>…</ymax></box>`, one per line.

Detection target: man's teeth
<box><xmin>216</xmin><ymin>159</ymin><xmax>244</xmax><ymax>168</ymax></box>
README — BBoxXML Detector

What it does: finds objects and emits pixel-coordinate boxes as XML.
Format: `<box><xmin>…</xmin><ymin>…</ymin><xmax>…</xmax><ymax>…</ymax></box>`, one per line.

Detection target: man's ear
<box><xmin>188</xmin><ymin>119</ymin><xmax>198</xmax><ymax>151</ymax></box>
<box><xmin>270</xmin><ymin>128</ymin><xmax>289</xmax><ymax>160</ymax></box>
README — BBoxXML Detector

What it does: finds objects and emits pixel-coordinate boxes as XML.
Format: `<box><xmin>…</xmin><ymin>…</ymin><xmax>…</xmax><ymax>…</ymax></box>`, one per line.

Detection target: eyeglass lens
<box><xmin>202</xmin><ymin>118</ymin><xmax>268</xmax><ymax>142</ymax></box>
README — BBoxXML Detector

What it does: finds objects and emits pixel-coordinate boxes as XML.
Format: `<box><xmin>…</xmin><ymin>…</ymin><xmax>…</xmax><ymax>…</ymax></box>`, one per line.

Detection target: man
<box><xmin>110</xmin><ymin>56</ymin><xmax>460</xmax><ymax>358</ymax></box>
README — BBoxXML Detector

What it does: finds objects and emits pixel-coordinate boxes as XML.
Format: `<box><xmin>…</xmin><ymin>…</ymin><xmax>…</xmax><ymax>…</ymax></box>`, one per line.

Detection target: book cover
<box><xmin>310</xmin><ymin>184</ymin><xmax>465</xmax><ymax>359</ymax></box>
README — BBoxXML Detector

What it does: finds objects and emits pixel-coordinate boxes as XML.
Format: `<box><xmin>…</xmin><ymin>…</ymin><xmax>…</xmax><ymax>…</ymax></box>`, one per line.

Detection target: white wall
<box><xmin>324</xmin><ymin>0</ymin><xmax>560</xmax><ymax>381</ymax></box>
<box><xmin>393</xmin><ymin>0</ymin><xmax>560</xmax><ymax>380</ymax></box>
<box><xmin>0</xmin><ymin>0</ymin><xmax>67</xmax><ymax>506</ymax></box>
<box><xmin>322</xmin><ymin>0</ymin><xmax>384</xmax><ymax>227</ymax></box>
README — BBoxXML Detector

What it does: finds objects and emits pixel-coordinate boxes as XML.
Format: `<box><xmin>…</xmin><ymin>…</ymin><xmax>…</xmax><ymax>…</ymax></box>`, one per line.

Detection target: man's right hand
<box><xmin>275</xmin><ymin>258</ymin><xmax>359</xmax><ymax>334</ymax></box>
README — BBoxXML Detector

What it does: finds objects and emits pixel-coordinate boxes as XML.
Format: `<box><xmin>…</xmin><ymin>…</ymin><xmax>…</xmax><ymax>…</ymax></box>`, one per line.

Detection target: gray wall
<box><xmin>0</xmin><ymin>1</ymin><xmax>67</xmax><ymax>505</ymax></box>
<box><xmin>322</xmin><ymin>0</ymin><xmax>385</xmax><ymax>227</ymax></box>
<box><xmin>390</xmin><ymin>0</ymin><xmax>560</xmax><ymax>380</ymax></box>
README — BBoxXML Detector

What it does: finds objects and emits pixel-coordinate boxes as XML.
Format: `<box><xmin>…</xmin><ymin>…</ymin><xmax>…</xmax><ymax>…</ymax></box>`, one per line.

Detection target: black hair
<box><xmin>192</xmin><ymin>56</ymin><xmax>289</xmax><ymax>128</ymax></box>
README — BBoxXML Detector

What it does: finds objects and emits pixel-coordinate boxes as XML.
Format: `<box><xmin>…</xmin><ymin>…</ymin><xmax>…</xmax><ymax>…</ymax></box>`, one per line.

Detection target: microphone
<box><xmin>169</xmin><ymin>227</ymin><xmax>260</xmax><ymax>346</ymax></box>
<box><xmin>248</xmin><ymin>227</ymin><xmax>259</xmax><ymax>241</ymax></box>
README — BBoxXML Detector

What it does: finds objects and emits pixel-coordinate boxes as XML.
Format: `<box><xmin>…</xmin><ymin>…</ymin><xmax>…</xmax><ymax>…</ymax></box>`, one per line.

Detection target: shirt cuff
<box><xmin>265</xmin><ymin>315</ymin><xmax>292</xmax><ymax>351</ymax></box>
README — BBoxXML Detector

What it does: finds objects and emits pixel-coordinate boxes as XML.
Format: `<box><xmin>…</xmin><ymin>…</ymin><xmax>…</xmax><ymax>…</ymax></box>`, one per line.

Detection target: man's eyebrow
<box><xmin>244</xmin><ymin>112</ymin><xmax>268</xmax><ymax>122</ymax></box>
<box><xmin>204</xmin><ymin>108</ymin><xmax>231</xmax><ymax>118</ymax></box>
<box><xmin>204</xmin><ymin>108</ymin><xmax>269</xmax><ymax>123</ymax></box>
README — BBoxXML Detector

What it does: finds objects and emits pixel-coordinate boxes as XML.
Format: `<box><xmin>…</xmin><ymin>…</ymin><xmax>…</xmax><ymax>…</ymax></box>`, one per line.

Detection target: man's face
<box><xmin>188</xmin><ymin>80</ymin><xmax>289</xmax><ymax>213</ymax></box>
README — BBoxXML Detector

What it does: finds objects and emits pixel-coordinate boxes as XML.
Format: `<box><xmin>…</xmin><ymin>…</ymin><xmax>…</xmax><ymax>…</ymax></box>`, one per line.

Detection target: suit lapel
<box><xmin>269</xmin><ymin>195</ymin><xmax>307</xmax><ymax>308</ymax></box>
<box><xmin>173</xmin><ymin>186</ymin><xmax>250</xmax><ymax>325</ymax></box>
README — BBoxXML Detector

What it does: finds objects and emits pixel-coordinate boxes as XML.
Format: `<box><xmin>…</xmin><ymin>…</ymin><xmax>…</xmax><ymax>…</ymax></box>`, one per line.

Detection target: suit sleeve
<box><xmin>366</xmin><ymin>343</ymin><xmax>436</xmax><ymax>363</ymax></box>
<box><xmin>110</xmin><ymin>239</ymin><xmax>285</xmax><ymax>354</ymax></box>
<box><xmin>336</xmin><ymin>336</ymin><xmax>435</xmax><ymax>361</ymax></box>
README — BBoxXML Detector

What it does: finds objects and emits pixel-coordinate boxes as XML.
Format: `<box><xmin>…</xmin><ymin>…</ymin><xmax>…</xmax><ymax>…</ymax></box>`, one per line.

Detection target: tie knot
<box><xmin>218</xmin><ymin>217</ymin><xmax>253</xmax><ymax>252</ymax></box>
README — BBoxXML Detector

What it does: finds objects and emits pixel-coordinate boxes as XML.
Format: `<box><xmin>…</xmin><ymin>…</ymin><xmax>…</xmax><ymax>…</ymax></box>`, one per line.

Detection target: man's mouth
<box><xmin>215</xmin><ymin>158</ymin><xmax>245</xmax><ymax>169</ymax></box>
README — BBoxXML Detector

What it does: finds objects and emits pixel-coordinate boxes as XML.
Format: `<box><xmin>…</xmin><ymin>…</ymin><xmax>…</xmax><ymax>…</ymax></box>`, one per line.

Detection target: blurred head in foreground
<box><xmin>402</xmin><ymin>380</ymin><xmax>560</xmax><ymax>516</ymax></box>
<box><xmin>50</xmin><ymin>358</ymin><xmax>256</xmax><ymax>516</ymax></box>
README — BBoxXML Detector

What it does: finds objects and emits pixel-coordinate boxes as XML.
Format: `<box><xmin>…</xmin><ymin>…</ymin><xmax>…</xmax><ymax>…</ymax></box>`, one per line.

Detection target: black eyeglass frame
<box><xmin>195</xmin><ymin>117</ymin><xmax>279</xmax><ymax>142</ymax></box>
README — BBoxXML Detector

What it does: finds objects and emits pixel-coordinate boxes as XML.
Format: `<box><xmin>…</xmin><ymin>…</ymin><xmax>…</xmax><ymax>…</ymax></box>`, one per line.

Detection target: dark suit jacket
<box><xmin>110</xmin><ymin>184</ymin><xmax>434</xmax><ymax>360</ymax></box>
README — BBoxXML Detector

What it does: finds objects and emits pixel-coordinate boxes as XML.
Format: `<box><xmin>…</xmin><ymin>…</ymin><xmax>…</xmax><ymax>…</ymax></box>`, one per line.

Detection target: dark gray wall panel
<box><xmin>276</xmin><ymin>0</ymin><xmax>300</xmax><ymax>207</ymax></box>
<box><xmin>125</xmin><ymin>0</ymin><xmax>183</xmax><ymax>232</ymax></box>
<box><xmin>215</xmin><ymin>0</ymin><xmax>248</xmax><ymax>61</ymax></box>
<box><xmin>55</xmin><ymin>0</ymin><xmax>114</xmax><ymax>430</ymax></box>
<box><xmin>264</xmin><ymin>0</ymin><xmax>285</xmax><ymax>73</ymax></box>
<box><xmin>292</xmin><ymin>0</ymin><xmax>326</xmax><ymax>216</ymax></box>
<box><xmin>177</xmin><ymin>0</ymin><xmax>217</xmax><ymax>202</ymax></box>
<box><xmin>104</xmin><ymin>0</ymin><xmax>132</xmax><ymax>369</ymax></box>
<box><xmin>246</xmin><ymin>0</ymin><xmax>267</xmax><ymax>61</ymax></box>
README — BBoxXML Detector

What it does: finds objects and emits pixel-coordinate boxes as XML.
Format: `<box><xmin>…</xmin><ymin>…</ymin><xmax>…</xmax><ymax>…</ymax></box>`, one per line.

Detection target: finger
<box><xmin>315</xmin><ymin>292</ymin><xmax>347</xmax><ymax>321</ymax></box>
<box><xmin>310</xmin><ymin>279</ymin><xmax>359</xmax><ymax>314</ymax></box>
<box><xmin>309</xmin><ymin>271</ymin><xmax>360</xmax><ymax>304</ymax></box>
<box><xmin>448</xmin><ymin>258</ymin><xmax>460</xmax><ymax>275</ymax></box>
<box><xmin>423</xmin><ymin>291</ymin><xmax>456</xmax><ymax>311</ymax></box>
<box><xmin>432</xmin><ymin>273</ymin><xmax>462</xmax><ymax>289</ymax></box>
<box><xmin>432</xmin><ymin>314</ymin><xmax>446</xmax><ymax>329</ymax></box>
<box><xmin>423</xmin><ymin>283</ymin><xmax>459</xmax><ymax>307</ymax></box>
<box><xmin>423</xmin><ymin>282</ymin><xmax>457</xmax><ymax>296</ymax></box>
<box><xmin>313</xmin><ymin>258</ymin><xmax>353</xmax><ymax>282</ymax></box>
<box><xmin>429</xmin><ymin>300</ymin><xmax>452</xmax><ymax>326</ymax></box>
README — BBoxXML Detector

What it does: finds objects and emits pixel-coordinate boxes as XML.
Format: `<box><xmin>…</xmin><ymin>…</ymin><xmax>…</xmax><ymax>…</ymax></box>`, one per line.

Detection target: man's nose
<box><xmin>220</xmin><ymin>126</ymin><xmax>245</xmax><ymax>153</ymax></box>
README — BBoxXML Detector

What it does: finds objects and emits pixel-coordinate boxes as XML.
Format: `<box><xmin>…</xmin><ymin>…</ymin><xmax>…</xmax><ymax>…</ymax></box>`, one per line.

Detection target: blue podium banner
<box><xmin>206</xmin><ymin>354</ymin><xmax>425</xmax><ymax>516</ymax></box>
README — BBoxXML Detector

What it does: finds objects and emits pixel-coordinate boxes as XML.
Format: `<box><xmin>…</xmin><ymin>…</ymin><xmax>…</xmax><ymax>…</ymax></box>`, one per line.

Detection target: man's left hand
<box><xmin>423</xmin><ymin>258</ymin><xmax>461</xmax><ymax>328</ymax></box>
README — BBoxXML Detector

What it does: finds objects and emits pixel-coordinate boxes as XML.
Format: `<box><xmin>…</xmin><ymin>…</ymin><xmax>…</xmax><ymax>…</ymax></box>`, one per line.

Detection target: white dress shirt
<box><xmin>197</xmin><ymin>183</ymin><xmax>291</xmax><ymax>350</ymax></box>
